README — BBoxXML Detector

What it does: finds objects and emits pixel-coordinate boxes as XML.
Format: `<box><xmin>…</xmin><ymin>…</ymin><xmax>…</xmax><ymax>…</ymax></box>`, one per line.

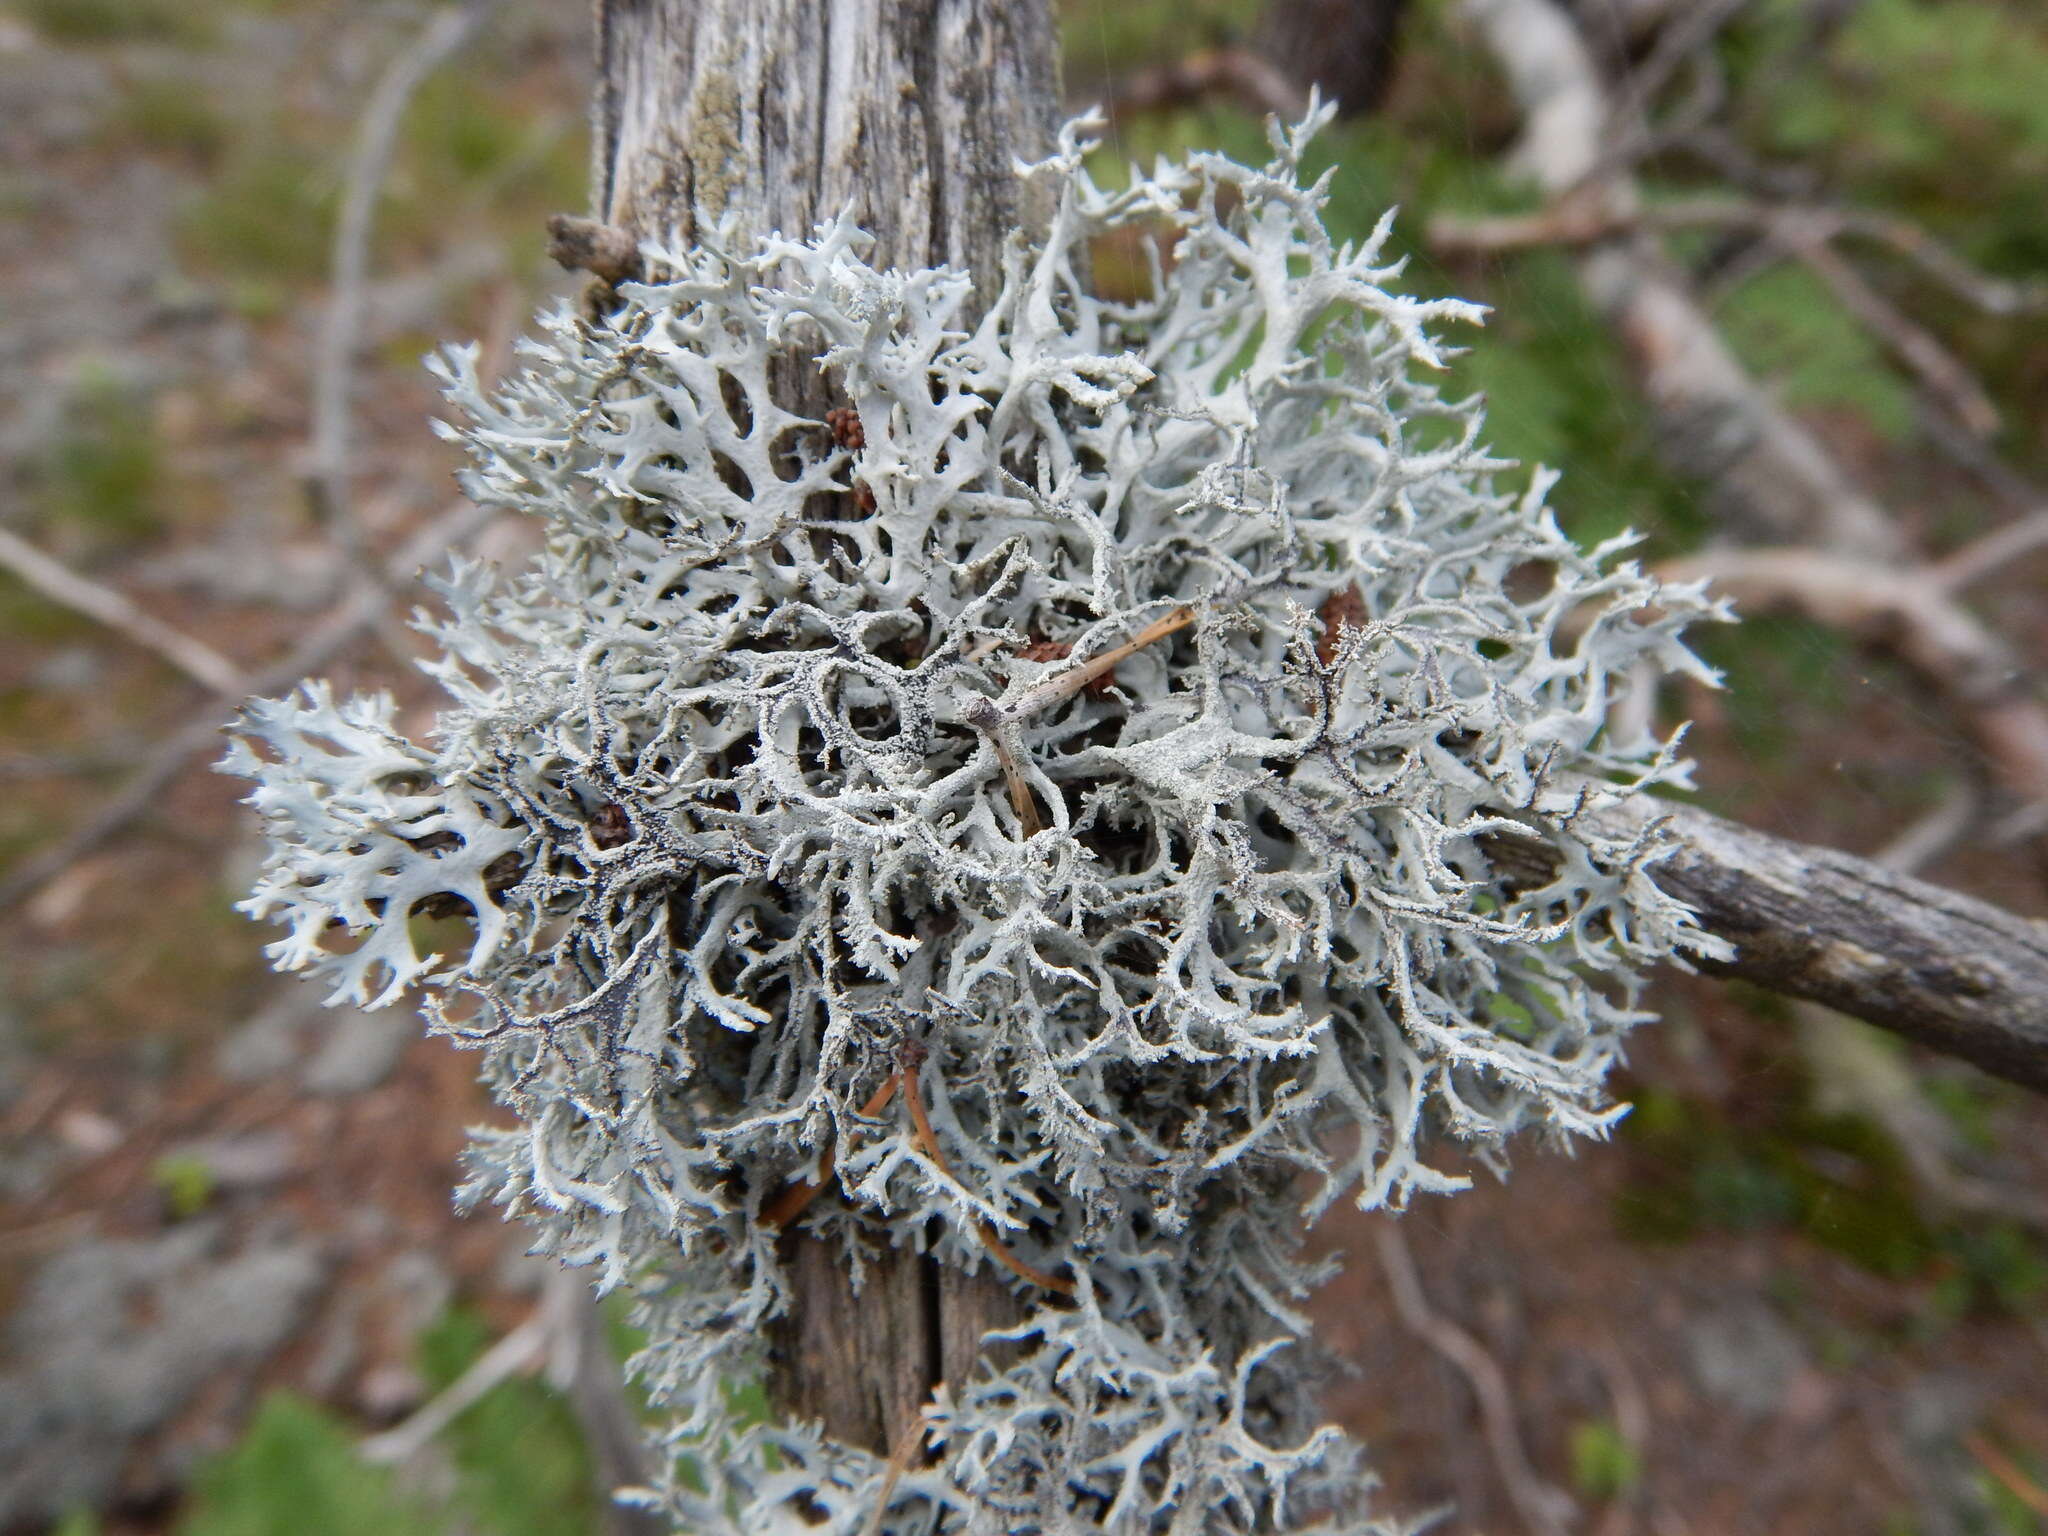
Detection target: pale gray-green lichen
<box><xmin>223</xmin><ymin>108</ymin><xmax>1728</xmax><ymax>1535</ymax></box>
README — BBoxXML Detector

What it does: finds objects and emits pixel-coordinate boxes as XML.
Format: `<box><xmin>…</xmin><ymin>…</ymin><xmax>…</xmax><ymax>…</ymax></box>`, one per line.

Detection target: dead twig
<box><xmin>1430</xmin><ymin>196</ymin><xmax>2048</xmax><ymax>318</ymax></box>
<box><xmin>360</xmin><ymin>1299</ymin><xmax>550</xmax><ymax>1464</ymax></box>
<box><xmin>535</xmin><ymin>1266</ymin><xmax>665</xmax><ymax>1536</ymax></box>
<box><xmin>1374</xmin><ymin>1225</ymin><xmax>1575</xmax><ymax>1536</ymax></box>
<box><xmin>1588</xmin><ymin>1338</ymin><xmax>1650</xmax><ymax>1536</ymax></box>
<box><xmin>546</xmin><ymin>214</ymin><xmax>643</xmax><ymax>287</ymax></box>
<box><xmin>860</xmin><ymin>1392</ymin><xmax>942</xmax><ymax>1536</ymax></box>
<box><xmin>1102</xmin><ymin>47</ymin><xmax>1307</xmax><ymax>127</ymax></box>
<box><xmin>971</xmin><ymin>604</ymin><xmax>1198</xmax><ymax>840</ymax></box>
<box><xmin>1933</xmin><ymin>510</ymin><xmax>2048</xmax><ymax>595</ymax></box>
<box><xmin>1791</xmin><ymin>237</ymin><xmax>2000</xmax><ymax>439</ymax></box>
<box><xmin>0</xmin><ymin>499</ymin><xmax>494</xmax><ymax>917</ymax></box>
<box><xmin>1963</xmin><ymin>1432</ymin><xmax>2048</xmax><ymax>1519</ymax></box>
<box><xmin>0</xmin><ymin>527</ymin><xmax>247</xmax><ymax>696</ymax></box>
<box><xmin>760</xmin><ymin>1073</ymin><xmax>903</xmax><ymax>1231</ymax></box>
<box><xmin>901</xmin><ymin>1048</ymin><xmax>1073</xmax><ymax>1296</ymax></box>
<box><xmin>760</xmin><ymin>1048</ymin><xmax>1074</xmax><ymax>1295</ymax></box>
<box><xmin>310</xmin><ymin>2</ymin><xmax>487</xmax><ymax>640</ymax></box>
<box><xmin>1660</xmin><ymin>547</ymin><xmax>2048</xmax><ymax>804</ymax></box>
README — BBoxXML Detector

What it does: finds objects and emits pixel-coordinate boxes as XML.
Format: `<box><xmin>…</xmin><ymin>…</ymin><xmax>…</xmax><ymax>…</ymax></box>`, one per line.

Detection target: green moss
<box><xmin>110</xmin><ymin>76</ymin><xmax>230</xmax><ymax>165</ymax></box>
<box><xmin>1716</xmin><ymin>264</ymin><xmax>1914</xmax><ymax>442</ymax></box>
<box><xmin>1930</xmin><ymin>1223</ymin><xmax>2048</xmax><ymax>1321</ymax></box>
<box><xmin>34</xmin><ymin>366</ymin><xmax>162</xmax><ymax>539</ymax></box>
<box><xmin>416</xmin><ymin>1308</ymin><xmax>600</xmax><ymax>1536</ymax></box>
<box><xmin>177</xmin><ymin>145</ymin><xmax>336</xmax><ymax>284</ymax></box>
<box><xmin>11</xmin><ymin>0</ymin><xmax>201</xmax><ymax>44</ymax></box>
<box><xmin>1786</xmin><ymin>1110</ymin><xmax>1931</xmax><ymax>1278</ymax></box>
<box><xmin>1059</xmin><ymin>0</ymin><xmax>1264</xmax><ymax>78</ymax></box>
<box><xmin>1614</xmin><ymin>1086</ymin><xmax>1928</xmax><ymax>1271</ymax></box>
<box><xmin>176</xmin><ymin>1394</ymin><xmax>440</xmax><ymax>1536</ymax></box>
<box><xmin>1615</xmin><ymin>1072</ymin><xmax>2048</xmax><ymax>1315</ymax></box>
<box><xmin>1696</xmin><ymin>613</ymin><xmax>1854</xmax><ymax>771</ymax></box>
<box><xmin>1763</xmin><ymin>0</ymin><xmax>2048</xmax><ymax>177</ymax></box>
<box><xmin>0</xmin><ymin>585</ymin><xmax>94</xmax><ymax>643</ymax></box>
<box><xmin>1568</xmin><ymin>1418</ymin><xmax>1641</xmax><ymax>1501</ymax></box>
<box><xmin>406</xmin><ymin>73</ymin><xmax>531</xmax><ymax>185</ymax></box>
<box><xmin>150</xmin><ymin>1152</ymin><xmax>216</xmax><ymax>1220</ymax></box>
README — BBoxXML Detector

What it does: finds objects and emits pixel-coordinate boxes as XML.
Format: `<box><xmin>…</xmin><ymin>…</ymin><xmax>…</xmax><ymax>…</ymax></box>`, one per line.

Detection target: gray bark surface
<box><xmin>1490</xmin><ymin>795</ymin><xmax>2048</xmax><ymax>1092</ymax></box>
<box><xmin>591</xmin><ymin>0</ymin><xmax>1060</xmax><ymax>1457</ymax></box>
<box><xmin>595</xmin><ymin>0</ymin><xmax>1059</xmax><ymax>301</ymax></box>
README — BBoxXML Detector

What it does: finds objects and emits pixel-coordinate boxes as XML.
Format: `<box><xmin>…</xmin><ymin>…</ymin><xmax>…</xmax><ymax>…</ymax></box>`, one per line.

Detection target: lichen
<box><xmin>223</xmin><ymin>107</ymin><xmax>1728</xmax><ymax>1535</ymax></box>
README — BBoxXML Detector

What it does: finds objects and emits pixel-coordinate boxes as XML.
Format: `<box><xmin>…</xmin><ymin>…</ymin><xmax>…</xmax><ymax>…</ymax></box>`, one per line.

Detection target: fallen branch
<box><xmin>1458</xmin><ymin>0</ymin><xmax>1905</xmax><ymax>557</ymax></box>
<box><xmin>1486</xmin><ymin>791</ymin><xmax>2048</xmax><ymax>1094</ymax></box>
<box><xmin>0</xmin><ymin>526</ymin><xmax>247</xmax><ymax>697</ymax></box>
<box><xmin>1934</xmin><ymin>510</ymin><xmax>2048</xmax><ymax>595</ymax></box>
<box><xmin>0</xmin><ymin>499</ymin><xmax>494</xmax><ymax>916</ymax></box>
<box><xmin>535</xmin><ymin>1267</ymin><xmax>666</xmax><ymax>1536</ymax></box>
<box><xmin>360</xmin><ymin>1300</ymin><xmax>550</xmax><ymax>1464</ymax></box>
<box><xmin>1791</xmin><ymin>237</ymin><xmax>2000</xmax><ymax>440</ymax></box>
<box><xmin>1430</xmin><ymin>195</ymin><xmax>2048</xmax><ymax>318</ymax></box>
<box><xmin>1660</xmin><ymin>547</ymin><xmax>2048</xmax><ymax>802</ymax></box>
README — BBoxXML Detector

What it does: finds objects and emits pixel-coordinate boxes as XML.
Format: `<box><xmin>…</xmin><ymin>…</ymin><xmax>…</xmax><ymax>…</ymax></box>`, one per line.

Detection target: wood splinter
<box><xmin>545</xmin><ymin>213</ymin><xmax>644</xmax><ymax>288</ymax></box>
<box><xmin>974</xmin><ymin>604</ymin><xmax>1200</xmax><ymax>840</ymax></box>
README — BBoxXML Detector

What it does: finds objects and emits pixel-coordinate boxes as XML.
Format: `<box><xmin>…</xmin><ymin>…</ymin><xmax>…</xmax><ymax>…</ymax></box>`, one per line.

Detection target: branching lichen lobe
<box><xmin>223</xmin><ymin>112</ymin><xmax>1728</xmax><ymax>1534</ymax></box>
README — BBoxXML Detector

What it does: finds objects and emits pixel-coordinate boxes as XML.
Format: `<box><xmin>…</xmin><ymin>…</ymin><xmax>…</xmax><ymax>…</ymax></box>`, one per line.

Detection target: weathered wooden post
<box><xmin>587</xmin><ymin>0</ymin><xmax>1062</xmax><ymax>1457</ymax></box>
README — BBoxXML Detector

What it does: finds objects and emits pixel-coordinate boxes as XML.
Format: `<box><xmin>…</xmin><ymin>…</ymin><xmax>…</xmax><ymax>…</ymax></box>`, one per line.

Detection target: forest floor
<box><xmin>2</xmin><ymin>3</ymin><xmax>2046</xmax><ymax>1535</ymax></box>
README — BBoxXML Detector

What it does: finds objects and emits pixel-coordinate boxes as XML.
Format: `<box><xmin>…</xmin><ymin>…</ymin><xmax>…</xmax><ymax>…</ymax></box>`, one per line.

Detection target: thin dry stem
<box><xmin>0</xmin><ymin>526</ymin><xmax>247</xmax><ymax>696</ymax></box>
<box><xmin>1374</xmin><ymin>1225</ymin><xmax>1574</xmax><ymax>1536</ymax></box>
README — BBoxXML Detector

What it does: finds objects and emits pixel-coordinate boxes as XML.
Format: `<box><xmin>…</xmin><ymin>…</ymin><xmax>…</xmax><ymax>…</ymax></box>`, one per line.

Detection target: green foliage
<box><xmin>1973</xmin><ymin>1448</ymin><xmax>2048</xmax><ymax>1536</ymax></box>
<box><xmin>175</xmin><ymin>1307</ymin><xmax>611</xmax><ymax>1536</ymax></box>
<box><xmin>1762</xmin><ymin>0</ymin><xmax>2048</xmax><ymax>182</ymax></box>
<box><xmin>415</xmin><ymin>1307</ymin><xmax>600</xmax><ymax>1536</ymax></box>
<box><xmin>34</xmin><ymin>365</ymin><xmax>163</xmax><ymax>540</ymax></box>
<box><xmin>388</xmin><ymin>74</ymin><xmax>585</xmax><ymax>250</ymax></box>
<box><xmin>10</xmin><ymin>0</ymin><xmax>199</xmax><ymax>45</ymax></box>
<box><xmin>1058</xmin><ymin>0</ymin><xmax>1263</xmax><ymax>77</ymax></box>
<box><xmin>1616</xmin><ymin>1086</ymin><xmax>1922</xmax><ymax>1266</ymax></box>
<box><xmin>1696</xmin><ymin>613</ymin><xmax>1855</xmax><ymax>771</ymax></box>
<box><xmin>1567</xmin><ymin>1418</ymin><xmax>1641</xmax><ymax>1502</ymax></box>
<box><xmin>176</xmin><ymin>142</ymin><xmax>336</xmax><ymax>287</ymax></box>
<box><xmin>111</xmin><ymin>77</ymin><xmax>231</xmax><ymax>165</ymax></box>
<box><xmin>1715</xmin><ymin>264</ymin><xmax>1914</xmax><ymax>442</ymax></box>
<box><xmin>149</xmin><ymin>1151</ymin><xmax>216</xmax><ymax>1220</ymax></box>
<box><xmin>176</xmin><ymin>1395</ymin><xmax>440</xmax><ymax>1536</ymax></box>
<box><xmin>1927</xmin><ymin>1223</ymin><xmax>2048</xmax><ymax>1324</ymax></box>
<box><xmin>29</xmin><ymin>366</ymin><xmax>161</xmax><ymax>548</ymax></box>
<box><xmin>1616</xmin><ymin>1081</ymin><xmax>2048</xmax><ymax>1313</ymax></box>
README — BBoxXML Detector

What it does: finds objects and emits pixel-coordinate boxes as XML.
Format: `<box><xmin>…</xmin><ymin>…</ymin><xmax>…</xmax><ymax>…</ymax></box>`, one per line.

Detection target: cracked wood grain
<box><xmin>591</xmin><ymin>0</ymin><xmax>1059</xmax><ymax>1457</ymax></box>
<box><xmin>1489</xmin><ymin>793</ymin><xmax>2048</xmax><ymax>1093</ymax></box>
